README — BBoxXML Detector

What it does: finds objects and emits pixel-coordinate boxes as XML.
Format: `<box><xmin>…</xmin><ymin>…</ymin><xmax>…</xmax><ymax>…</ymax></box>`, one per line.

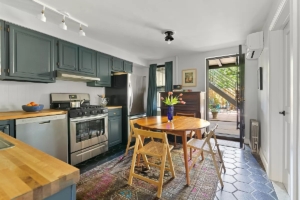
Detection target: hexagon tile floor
<box><xmin>214</xmin><ymin>145</ymin><xmax>278</xmax><ymax>200</ymax></box>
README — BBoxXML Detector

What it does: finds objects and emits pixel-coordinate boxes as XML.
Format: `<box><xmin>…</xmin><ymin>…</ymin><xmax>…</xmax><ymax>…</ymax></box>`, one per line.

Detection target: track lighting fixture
<box><xmin>59</xmin><ymin>16</ymin><xmax>67</xmax><ymax>30</ymax></box>
<box><xmin>164</xmin><ymin>31</ymin><xmax>175</xmax><ymax>44</ymax></box>
<box><xmin>37</xmin><ymin>6</ymin><xmax>46</xmax><ymax>22</ymax></box>
<box><xmin>79</xmin><ymin>24</ymin><xmax>85</xmax><ymax>36</ymax></box>
<box><xmin>32</xmin><ymin>0</ymin><xmax>88</xmax><ymax>35</ymax></box>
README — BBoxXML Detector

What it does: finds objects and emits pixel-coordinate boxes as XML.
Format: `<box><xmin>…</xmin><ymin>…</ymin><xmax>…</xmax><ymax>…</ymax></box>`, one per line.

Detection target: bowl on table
<box><xmin>22</xmin><ymin>104</ymin><xmax>44</xmax><ymax>112</ymax></box>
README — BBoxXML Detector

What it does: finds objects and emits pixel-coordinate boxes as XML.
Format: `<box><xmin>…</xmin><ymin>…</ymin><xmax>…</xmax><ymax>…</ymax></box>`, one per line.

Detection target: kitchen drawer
<box><xmin>108</xmin><ymin>108</ymin><xmax>121</xmax><ymax>117</ymax></box>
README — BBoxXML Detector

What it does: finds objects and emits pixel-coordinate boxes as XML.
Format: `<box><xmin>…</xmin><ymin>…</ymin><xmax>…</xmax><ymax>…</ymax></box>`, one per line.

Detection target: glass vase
<box><xmin>167</xmin><ymin>105</ymin><xmax>174</xmax><ymax>122</ymax></box>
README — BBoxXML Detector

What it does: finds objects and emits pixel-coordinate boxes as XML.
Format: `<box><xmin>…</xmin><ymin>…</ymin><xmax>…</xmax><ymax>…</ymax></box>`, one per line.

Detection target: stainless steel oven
<box><xmin>50</xmin><ymin>93</ymin><xmax>109</xmax><ymax>166</ymax></box>
<box><xmin>70</xmin><ymin>114</ymin><xmax>108</xmax><ymax>165</ymax></box>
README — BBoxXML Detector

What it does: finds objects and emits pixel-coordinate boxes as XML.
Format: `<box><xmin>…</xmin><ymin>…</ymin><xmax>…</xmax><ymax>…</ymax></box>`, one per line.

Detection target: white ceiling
<box><xmin>0</xmin><ymin>0</ymin><xmax>273</xmax><ymax>61</ymax></box>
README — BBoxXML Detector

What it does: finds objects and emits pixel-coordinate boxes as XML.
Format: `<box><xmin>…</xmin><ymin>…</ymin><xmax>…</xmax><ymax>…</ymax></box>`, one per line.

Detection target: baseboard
<box><xmin>260</xmin><ymin>150</ymin><xmax>269</xmax><ymax>175</ymax></box>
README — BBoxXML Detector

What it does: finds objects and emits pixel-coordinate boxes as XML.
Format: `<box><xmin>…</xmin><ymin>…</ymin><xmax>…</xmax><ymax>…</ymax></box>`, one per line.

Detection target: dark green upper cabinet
<box><xmin>8</xmin><ymin>24</ymin><xmax>55</xmax><ymax>82</ymax></box>
<box><xmin>79</xmin><ymin>46</ymin><xmax>96</xmax><ymax>76</ymax></box>
<box><xmin>112</xmin><ymin>57</ymin><xmax>124</xmax><ymax>71</ymax></box>
<box><xmin>87</xmin><ymin>53</ymin><xmax>111</xmax><ymax>87</ymax></box>
<box><xmin>0</xmin><ymin>20</ymin><xmax>5</xmax><ymax>79</ymax></box>
<box><xmin>58</xmin><ymin>40</ymin><xmax>78</xmax><ymax>71</ymax></box>
<box><xmin>124</xmin><ymin>61</ymin><xmax>133</xmax><ymax>73</ymax></box>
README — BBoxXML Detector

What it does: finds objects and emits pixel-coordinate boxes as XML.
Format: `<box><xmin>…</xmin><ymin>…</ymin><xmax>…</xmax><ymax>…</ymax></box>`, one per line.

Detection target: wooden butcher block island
<box><xmin>0</xmin><ymin>132</ymin><xmax>79</xmax><ymax>200</ymax></box>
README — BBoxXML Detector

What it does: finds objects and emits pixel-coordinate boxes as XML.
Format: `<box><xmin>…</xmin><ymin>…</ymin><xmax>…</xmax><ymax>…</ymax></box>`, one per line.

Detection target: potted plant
<box><xmin>210</xmin><ymin>105</ymin><xmax>219</xmax><ymax>119</ymax></box>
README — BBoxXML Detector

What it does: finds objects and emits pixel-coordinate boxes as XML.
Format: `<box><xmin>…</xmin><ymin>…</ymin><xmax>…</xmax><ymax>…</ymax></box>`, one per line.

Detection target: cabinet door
<box><xmin>0</xmin><ymin>20</ymin><xmax>5</xmax><ymax>79</ymax></box>
<box><xmin>86</xmin><ymin>53</ymin><xmax>111</xmax><ymax>87</ymax></box>
<box><xmin>8</xmin><ymin>24</ymin><xmax>55</xmax><ymax>81</ymax></box>
<box><xmin>97</xmin><ymin>53</ymin><xmax>111</xmax><ymax>86</ymax></box>
<box><xmin>79</xmin><ymin>46</ymin><xmax>96</xmax><ymax>76</ymax></box>
<box><xmin>0</xmin><ymin>125</ymin><xmax>9</xmax><ymax>135</ymax></box>
<box><xmin>112</xmin><ymin>57</ymin><xmax>124</xmax><ymax>71</ymax></box>
<box><xmin>108</xmin><ymin>116</ymin><xmax>122</xmax><ymax>147</ymax></box>
<box><xmin>58</xmin><ymin>40</ymin><xmax>78</xmax><ymax>71</ymax></box>
<box><xmin>124</xmin><ymin>61</ymin><xmax>133</xmax><ymax>73</ymax></box>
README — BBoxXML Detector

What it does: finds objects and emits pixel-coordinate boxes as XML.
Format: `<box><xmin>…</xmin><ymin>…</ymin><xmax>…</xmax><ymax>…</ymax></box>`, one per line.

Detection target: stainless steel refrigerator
<box><xmin>105</xmin><ymin>73</ymin><xmax>146</xmax><ymax>144</ymax></box>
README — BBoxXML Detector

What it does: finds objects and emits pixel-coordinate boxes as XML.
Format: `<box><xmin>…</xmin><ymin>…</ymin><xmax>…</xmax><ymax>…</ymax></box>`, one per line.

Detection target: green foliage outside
<box><xmin>209</xmin><ymin>66</ymin><xmax>238</xmax><ymax>111</ymax></box>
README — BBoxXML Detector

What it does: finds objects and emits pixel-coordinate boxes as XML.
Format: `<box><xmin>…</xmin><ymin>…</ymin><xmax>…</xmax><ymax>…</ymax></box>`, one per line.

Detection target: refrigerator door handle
<box><xmin>129</xmin><ymin>82</ymin><xmax>133</xmax><ymax>113</ymax></box>
<box><xmin>130</xmin><ymin>87</ymin><xmax>133</xmax><ymax>112</ymax></box>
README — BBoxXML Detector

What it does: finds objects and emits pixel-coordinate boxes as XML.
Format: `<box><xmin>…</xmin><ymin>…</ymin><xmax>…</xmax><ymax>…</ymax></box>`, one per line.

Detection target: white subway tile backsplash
<box><xmin>0</xmin><ymin>80</ymin><xmax>104</xmax><ymax>111</ymax></box>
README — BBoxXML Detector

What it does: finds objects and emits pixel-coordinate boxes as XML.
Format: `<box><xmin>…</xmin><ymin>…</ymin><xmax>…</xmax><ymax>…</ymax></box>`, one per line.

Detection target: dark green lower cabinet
<box><xmin>0</xmin><ymin>120</ymin><xmax>14</xmax><ymax>137</ymax></box>
<box><xmin>108</xmin><ymin>109</ymin><xmax>122</xmax><ymax>147</ymax></box>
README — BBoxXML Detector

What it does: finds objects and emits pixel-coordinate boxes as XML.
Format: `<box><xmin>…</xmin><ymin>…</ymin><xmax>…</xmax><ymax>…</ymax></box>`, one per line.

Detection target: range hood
<box><xmin>56</xmin><ymin>71</ymin><xmax>100</xmax><ymax>82</ymax></box>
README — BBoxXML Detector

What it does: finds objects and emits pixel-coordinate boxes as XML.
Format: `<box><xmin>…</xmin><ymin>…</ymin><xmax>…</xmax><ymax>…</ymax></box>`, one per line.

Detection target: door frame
<box><xmin>269</xmin><ymin>0</ymin><xmax>299</xmax><ymax>199</ymax></box>
<box><xmin>205</xmin><ymin>54</ymin><xmax>243</xmax><ymax>144</ymax></box>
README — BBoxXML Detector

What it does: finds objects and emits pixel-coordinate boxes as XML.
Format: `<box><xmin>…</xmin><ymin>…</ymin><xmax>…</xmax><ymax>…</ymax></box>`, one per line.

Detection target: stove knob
<box><xmin>78</xmin><ymin>112</ymin><xmax>82</xmax><ymax>116</ymax></box>
<box><xmin>84</xmin><ymin>111</ymin><xmax>88</xmax><ymax>115</ymax></box>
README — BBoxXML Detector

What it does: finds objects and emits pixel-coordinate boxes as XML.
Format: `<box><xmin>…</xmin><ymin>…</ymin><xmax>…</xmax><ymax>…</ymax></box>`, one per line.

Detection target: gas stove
<box><xmin>50</xmin><ymin>93</ymin><xmax>109</xmax><ymax>165</ymax></box>
<box><xmin>50</xmin><ymin>93</ymin><xmax>108</xmax><ymax>118</ymax></box>
<box><xmin>68</xmin><ymin>105</ymin><xmax>108</xmax><ymax>118</ymax></box>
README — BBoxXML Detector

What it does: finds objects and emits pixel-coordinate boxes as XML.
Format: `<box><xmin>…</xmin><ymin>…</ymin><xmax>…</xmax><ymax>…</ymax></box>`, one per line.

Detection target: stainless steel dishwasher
<box><xmin>16</xmin><ymin>114</ymin><xmax>68</xmax><ymax>163</ymax></box>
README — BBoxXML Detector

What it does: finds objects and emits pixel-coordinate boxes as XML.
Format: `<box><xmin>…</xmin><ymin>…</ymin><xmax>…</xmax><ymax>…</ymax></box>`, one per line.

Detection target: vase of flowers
<box><xmin>167</xmin><ymin>105</ymin><xmax>174</xmax><ymax>121</ymax></box>
<box><xmin>161</xmin><ymin>92</ymin><xmax>186</xmax><ymax>122</ymax></box>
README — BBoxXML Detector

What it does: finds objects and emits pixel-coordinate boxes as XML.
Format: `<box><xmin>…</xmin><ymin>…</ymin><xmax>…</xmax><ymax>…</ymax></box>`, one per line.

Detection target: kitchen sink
<box><xmin>0</xmin><ymin>137</ymin><xmax>15</xmax><ymax>150</ymax></box>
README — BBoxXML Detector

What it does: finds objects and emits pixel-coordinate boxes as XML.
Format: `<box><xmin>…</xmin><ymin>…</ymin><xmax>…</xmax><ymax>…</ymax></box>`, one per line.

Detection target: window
<box><xmin>156</xmin><ymin>66</ymin><xmax>165</xmax><ymax>108</ymax></box>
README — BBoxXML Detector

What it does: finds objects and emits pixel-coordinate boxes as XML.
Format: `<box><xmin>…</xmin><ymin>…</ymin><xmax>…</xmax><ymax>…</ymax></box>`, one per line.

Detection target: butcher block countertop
<box><xmin>107</xmin><ymin>106</ymin><xmax>122</xmax><ymax>109</ymax></box>
<box><xmin>0</xmin><ymin>109</ymin><xmax>67</xmax><ymax>120</ymax></box>
<box><xmin>0</xmin><ymin>132</ymin><xmax>79</xmax><ymax>200</ymax></box>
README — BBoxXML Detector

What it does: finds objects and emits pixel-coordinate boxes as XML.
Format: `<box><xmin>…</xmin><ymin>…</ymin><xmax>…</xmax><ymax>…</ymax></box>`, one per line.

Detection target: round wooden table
<box><xmin>135</xmin><ymin>116</ymin><xmax>210</xmax><ymax>185</ymax></box>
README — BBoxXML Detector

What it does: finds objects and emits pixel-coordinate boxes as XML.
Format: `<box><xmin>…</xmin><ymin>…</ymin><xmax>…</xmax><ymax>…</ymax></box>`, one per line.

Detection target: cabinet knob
<box><xmin>114</xmin><ymin>113</ymin><xmax>116</xmax><ymax>115</ymax></box>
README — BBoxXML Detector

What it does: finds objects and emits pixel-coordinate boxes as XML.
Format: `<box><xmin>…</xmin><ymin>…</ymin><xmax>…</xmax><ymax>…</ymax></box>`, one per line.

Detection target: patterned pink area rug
<box><xmin>77</xmin><ymin>148</ymin><xmax>220</xmax><ymax>200</ymax></box>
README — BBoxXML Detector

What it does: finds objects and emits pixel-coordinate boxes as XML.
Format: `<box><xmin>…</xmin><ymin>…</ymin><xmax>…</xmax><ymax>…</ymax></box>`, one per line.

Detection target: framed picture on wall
<box><xmin>182</xmin><ymin>69</ymin><xmax>197</xmax><ymax>87</ymax></box>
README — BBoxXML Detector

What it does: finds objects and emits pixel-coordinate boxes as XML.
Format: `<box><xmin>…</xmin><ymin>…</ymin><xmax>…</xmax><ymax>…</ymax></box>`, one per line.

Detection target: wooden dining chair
<box><xmin>187</xmin><ymin>124</ymin><xmax>226</xmax><ymax>188</ymax></box>
<box><xmin>128</xmin><ymin>128</ymin><xmax>175</xmax><ymax>198</ymax></box>
<box><xmin>125</xmin><ymin>119</ymin><xmax>138</xmax><ymax>156</ymax></box>
<box><xmin>125</xmin><ymin>119</ymin><xmax>154</xmax><ymax>156</ymax></box>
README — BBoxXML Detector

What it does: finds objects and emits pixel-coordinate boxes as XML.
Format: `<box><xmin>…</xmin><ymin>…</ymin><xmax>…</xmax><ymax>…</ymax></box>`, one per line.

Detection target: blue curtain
<box><xmin>146</xmin><ymin>64</ymin><xmax>157</xmax><ymax>116</ymax></box>
<box><xmin>165</xmin><ymin>61</ymin><xmax>173</xmax><ymax>92</ymax></box>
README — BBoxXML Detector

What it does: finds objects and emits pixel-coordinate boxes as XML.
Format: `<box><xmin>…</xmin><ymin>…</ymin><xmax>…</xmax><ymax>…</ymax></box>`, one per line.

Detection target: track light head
<box><xmin>79</xmin><ymin>24</ymin><xmax>86</xmax><ymax>36</ymax></box>
<box><xmin>37</xmin><ymin>6</ymin><xmax>46</xmax><ymax>22</ymax></box>
<box><xmin>59</xmin><ymin>16</ymin><xmax>67</xmax><ymax>30</ymax></box>
<box><xmin>164</xmin><ymin>31</ymin><xmax>175</xmax><ymax>44</ymax></box>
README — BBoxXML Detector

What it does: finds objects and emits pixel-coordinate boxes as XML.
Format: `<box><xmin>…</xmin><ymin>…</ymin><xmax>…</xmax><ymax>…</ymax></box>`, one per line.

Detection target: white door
<box><xmin>282</xmin><ymin>21</ymin><xmax>291</xmax><ymax>195</ymax></box>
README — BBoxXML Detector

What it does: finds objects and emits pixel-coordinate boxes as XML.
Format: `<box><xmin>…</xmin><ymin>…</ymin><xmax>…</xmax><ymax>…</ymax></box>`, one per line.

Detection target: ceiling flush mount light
<box><xmin>79</xmin><ymin>24</ymin><xmax>85</xmax><ymax>36</ymax></box>
<box><xmin>164</xmin><ymin>31</ymin><xmax>175</xmax><ymax>44</ymax></box>
<box><xmin>59</xmin><ymin>15</ymin><xmax>67</xmax><ymax>30</ymax></box>
<box><xmin>37</xmin><ymin>6</ymin><xmax>46</xmax><ymax>22</ymax></box>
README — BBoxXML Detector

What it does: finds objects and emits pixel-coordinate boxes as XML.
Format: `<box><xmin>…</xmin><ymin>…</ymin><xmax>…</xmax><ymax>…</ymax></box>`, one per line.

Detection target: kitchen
<box><xmin>0</xmin><ymin>13</ymin><xmax>148</xmax><ymax>199</ymax></box>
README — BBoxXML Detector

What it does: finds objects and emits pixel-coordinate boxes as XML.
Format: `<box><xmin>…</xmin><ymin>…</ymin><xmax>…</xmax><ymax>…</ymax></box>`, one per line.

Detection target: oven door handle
<box><xmin>70</xmin><ymin>115</ymin><xmax>107</xmax><ymax>122</ymax></box>
<box><xmin>76</xmin><ymin>144</ymin><xmax>106</xmax><ymax>156</ymax></box>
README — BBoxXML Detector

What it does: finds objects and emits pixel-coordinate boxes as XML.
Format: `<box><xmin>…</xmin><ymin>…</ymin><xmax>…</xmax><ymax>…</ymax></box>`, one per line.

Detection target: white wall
<box><xmin>0</xmin><ymin>80</ymin><xmax>105</xmax><ymax>111</ymax></box>
<box><xmin>244</xmin><ymin>59</ymin><xmax>258</xmax><ymax>142</ymax></box>
<box><xmin>0</xmin><ymin>3</ymin><xmax>147</xmax><ymax>66</ymax></box>
<box><xmin>257</xmin><ymin>0</ymin><xmax>286</xmax><ymax>177</ymax></box>
<box><xmin>148</xmin><ymin>46</ymin><xmax>258</xmax><ymax>141</ymax></box>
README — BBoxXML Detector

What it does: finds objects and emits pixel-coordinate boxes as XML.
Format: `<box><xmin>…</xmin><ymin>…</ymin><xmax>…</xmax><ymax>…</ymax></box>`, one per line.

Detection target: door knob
<box><xmin>279</xmin><ymin>111</ymin><xmax>286</xmax><ymax>116</ymax></box>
